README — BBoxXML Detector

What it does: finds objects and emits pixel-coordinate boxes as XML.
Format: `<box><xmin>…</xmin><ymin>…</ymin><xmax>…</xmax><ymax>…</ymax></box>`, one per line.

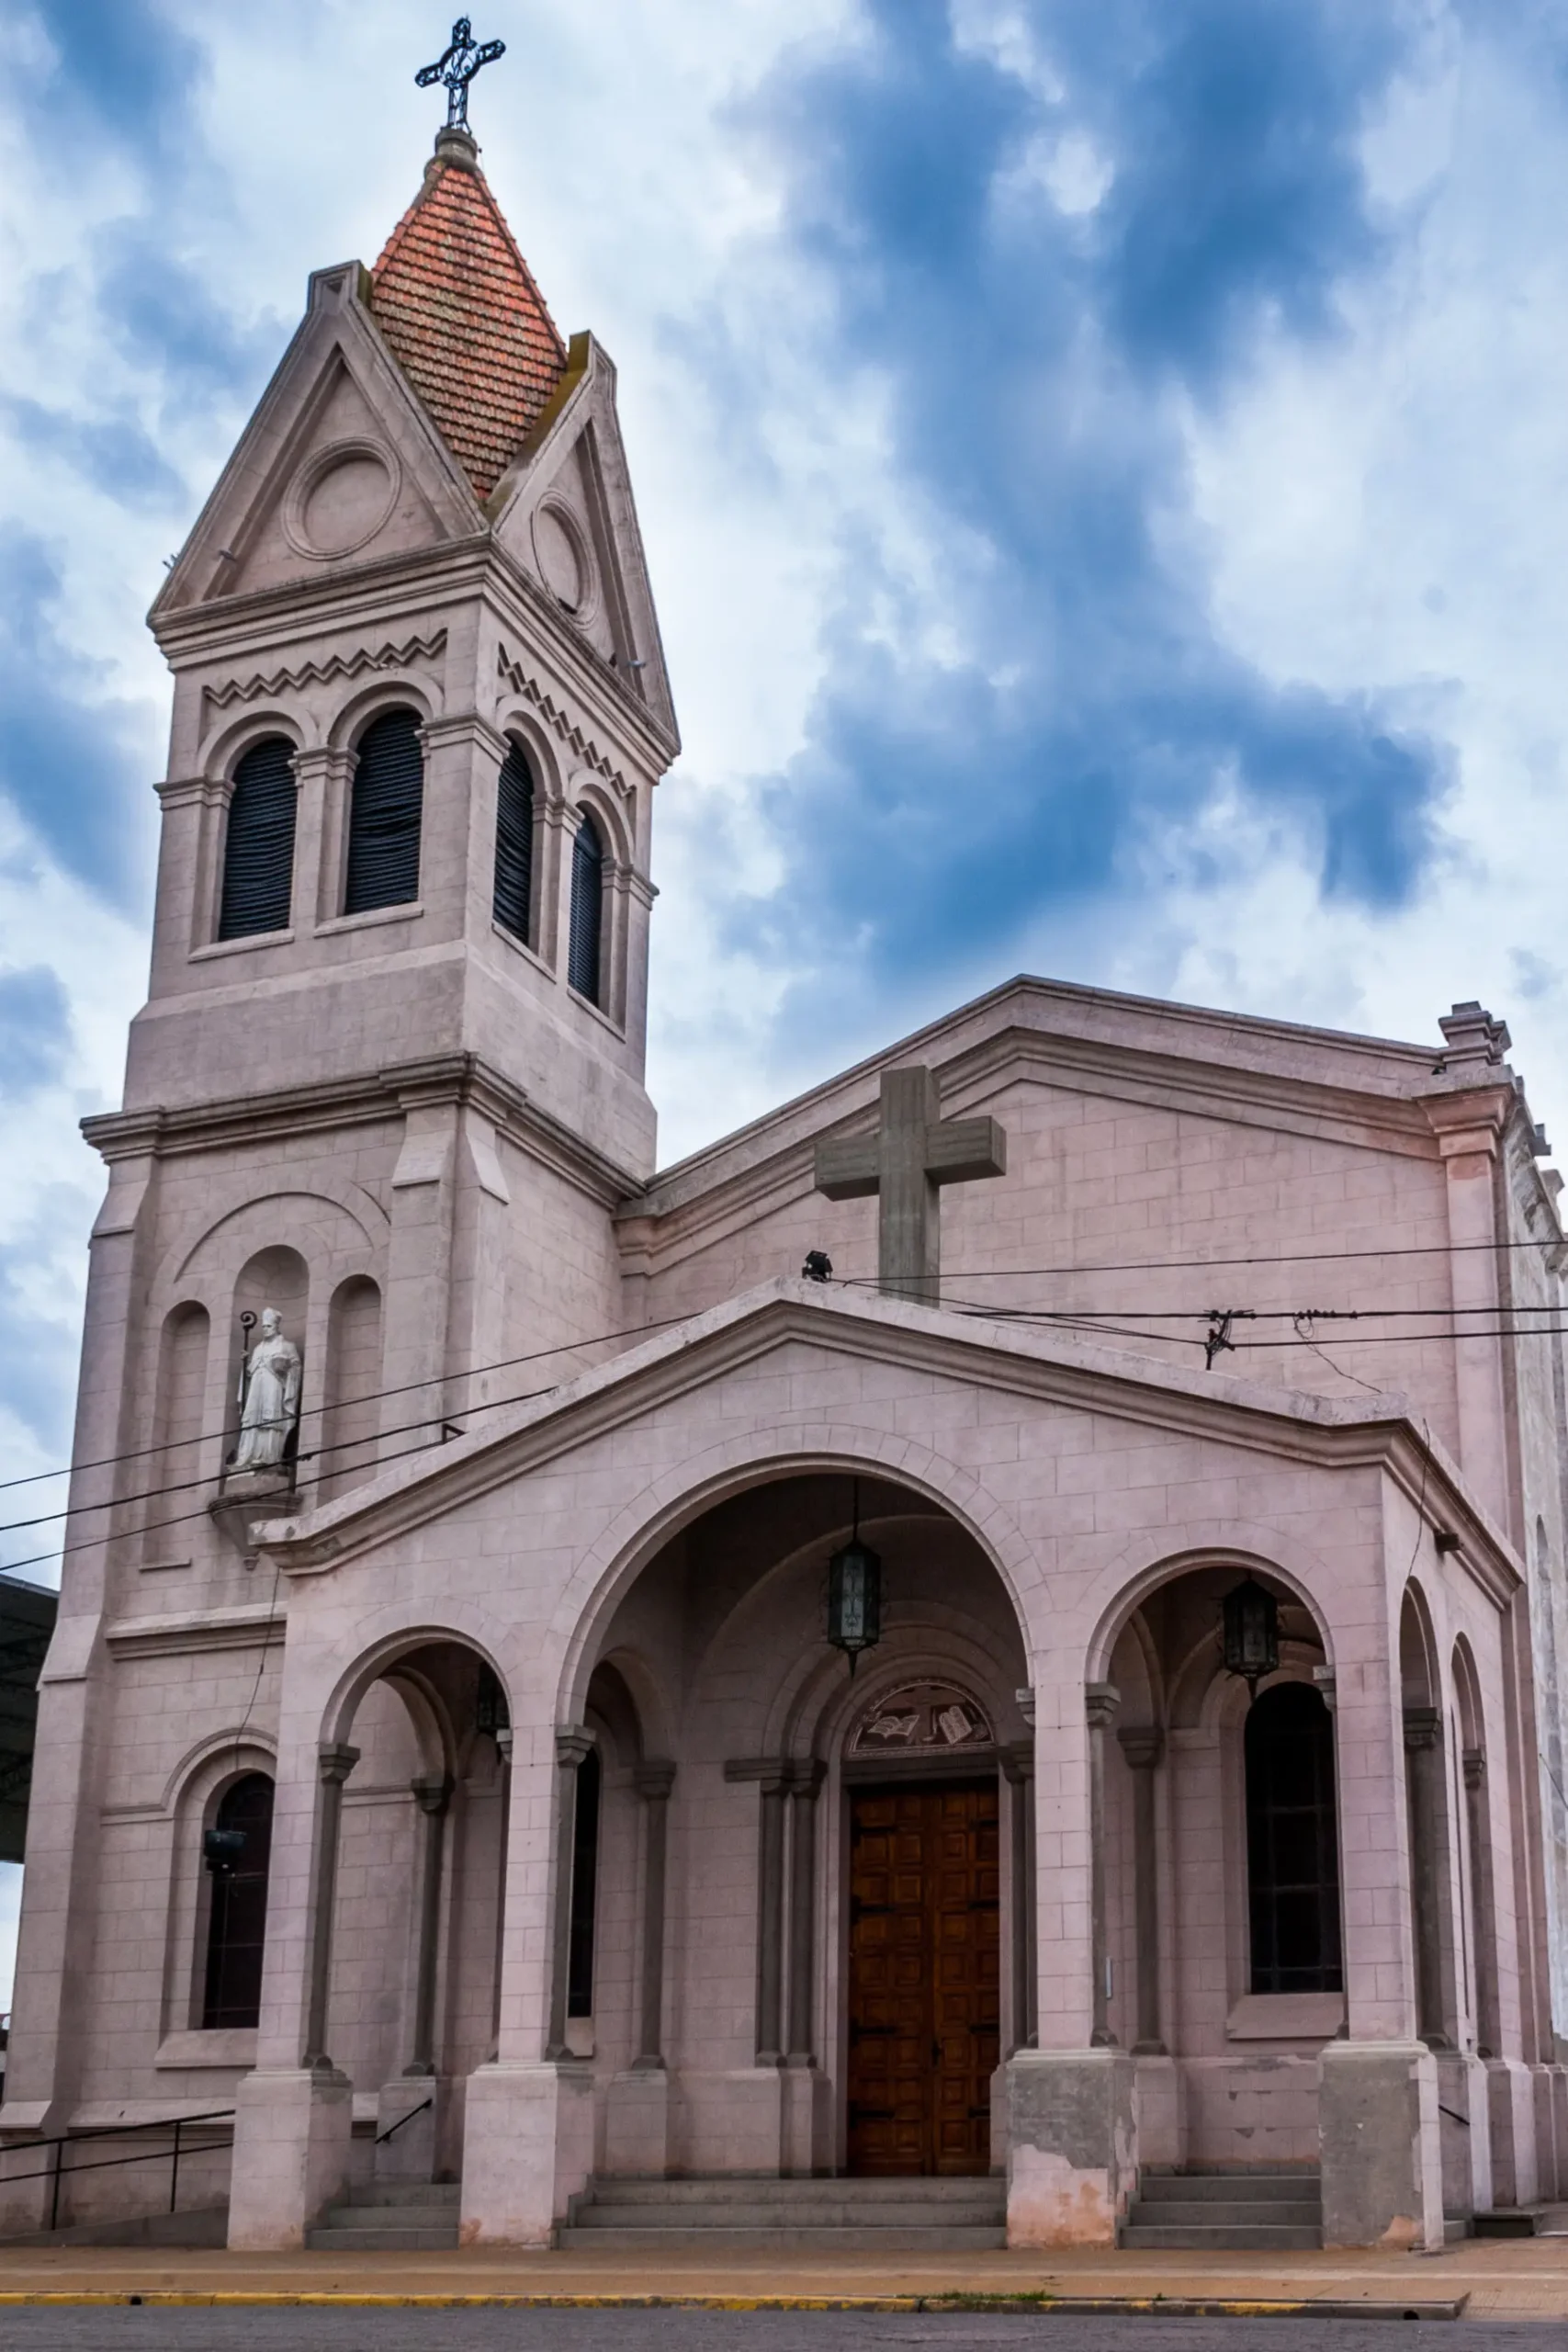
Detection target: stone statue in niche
<box><xmin>231</xmin><ymin>1307</ymin><xmax>302</xmax><ymax>1475</ymax></box>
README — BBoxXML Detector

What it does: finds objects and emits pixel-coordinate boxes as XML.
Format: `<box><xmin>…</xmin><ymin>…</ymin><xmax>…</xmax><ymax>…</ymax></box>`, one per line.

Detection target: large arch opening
<box><xmin>1092</xmin><ymin>1556</ymin><xmax>1338</xmax><ymax>2172</ymax></box>
<box><xmin>562</xmin><ymin>1465</ymin><xmax>1031</xmax><ymax>2181</ymax></box>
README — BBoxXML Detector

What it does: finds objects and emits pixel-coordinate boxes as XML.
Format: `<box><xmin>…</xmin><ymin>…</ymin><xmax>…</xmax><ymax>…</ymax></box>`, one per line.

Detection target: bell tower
<box><xmin>87</xmin><ymin>113</ymin><xmax>679</xmax><ymax>1564</ymax></box>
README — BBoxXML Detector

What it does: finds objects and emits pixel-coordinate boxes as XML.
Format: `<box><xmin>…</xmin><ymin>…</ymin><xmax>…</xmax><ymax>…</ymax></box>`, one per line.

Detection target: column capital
<box><xmin>1403</xmin><ymin>1705</ymin><xmax>1442</xmax><ymax>1753</ymax></box>
<box><xmin>1117</xmin><ymin>1725</ymin><xmax>1165</xmax><ymax>1770</ymax></box>
<box><xmin>999</xmin><ymin>1738</ymin><xmax>1034</xmax><ymax>1785</ymax></box>
<box><xmin>785</xmin><ymin>1758</ymin><xmax>827</xmax><ymax>1796</ymax></box>
<box><xmin>1084</xmin><ymin>1681</ymin><xmax>1121</xmax><ymax>1730</ymax></box>
<box><xmin>1462</xmin><ymin>1746</ymin><xmax>1485</xmax><ymax>1791</ymax></box>
<box><xmin>317</xmin><ymin>1743</ymin><xmax>360</xmax><ymax>1786</ymax></box>
<box><xmin>634</xmin><ymin>1760</ymin><xmax>676</xmax><ymax>1802</ymax></box>
<box><xmin>555</xmin><ymin>1724</ymin><xmax>595</xmax><ymax>1769</ymax></box>
<box><xmin>411</xmin><ymin>1770</ymin><xmax>454</xmax><ymax>1816</ymax></box>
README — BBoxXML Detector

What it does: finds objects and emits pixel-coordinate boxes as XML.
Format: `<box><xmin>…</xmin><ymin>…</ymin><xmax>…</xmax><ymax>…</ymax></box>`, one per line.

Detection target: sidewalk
<box><xmin>3</xmin><ymin>2235</ymin><xmax>1568</xmax><ymax>2317</ymax></box>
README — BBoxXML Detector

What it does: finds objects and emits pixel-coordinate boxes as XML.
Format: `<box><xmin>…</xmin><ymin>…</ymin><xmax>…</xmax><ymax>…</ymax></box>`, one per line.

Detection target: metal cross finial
<box><xmin>416</xmin><ymin>16</ymin><xmax>506</xmax><ymax>133</ymax></box>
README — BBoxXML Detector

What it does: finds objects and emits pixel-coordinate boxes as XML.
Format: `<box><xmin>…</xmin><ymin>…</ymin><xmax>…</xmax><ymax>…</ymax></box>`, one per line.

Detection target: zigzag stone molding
<box><xmin>495</xmin><ymin>640</ymin><xmax>628</xmax><ymax>797</ymax></box>
<box><xmin>204</xmin><ymin>629</ymin><xmax>448</xmax><ymax>715</ymax></box>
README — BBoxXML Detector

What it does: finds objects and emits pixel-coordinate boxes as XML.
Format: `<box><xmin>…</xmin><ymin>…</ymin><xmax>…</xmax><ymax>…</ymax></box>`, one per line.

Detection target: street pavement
<box><xmin>1</xmin><ymin>2318</ymin><xmax>1565</xmax><ymax>2352</ymax></box>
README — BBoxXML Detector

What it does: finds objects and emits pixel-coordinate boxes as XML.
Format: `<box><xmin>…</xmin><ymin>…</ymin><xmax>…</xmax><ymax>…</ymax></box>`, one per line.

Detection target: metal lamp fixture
<box><xmin>203</xmin><ymin>1826</ymin><xmax>247</xmax><ymax>1876</ymax></box>
<box><xmin>1222</xmin><ymin>1576</ymin><xmax>1280</xmax><ymax>1696</ymax></box>
<box><xmin>827</xmin><ymin>1483</ymin><xmax>882</xmax><ymax>1674</ymax></box>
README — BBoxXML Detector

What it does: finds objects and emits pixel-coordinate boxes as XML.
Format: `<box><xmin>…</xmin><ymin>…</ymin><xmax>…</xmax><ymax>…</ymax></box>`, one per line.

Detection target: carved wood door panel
<box><xmin>846</xmin><ymin>1780</ymin><xmax>999</xmax><ymax>2176</ymax></box>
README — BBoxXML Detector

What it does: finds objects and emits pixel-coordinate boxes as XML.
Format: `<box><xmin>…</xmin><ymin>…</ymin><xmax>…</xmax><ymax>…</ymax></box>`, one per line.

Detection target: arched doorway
<box><xmin>562</xmin><ymin>1466</ymin><xmax>1031</xmax><ymax>2179</ymax></box>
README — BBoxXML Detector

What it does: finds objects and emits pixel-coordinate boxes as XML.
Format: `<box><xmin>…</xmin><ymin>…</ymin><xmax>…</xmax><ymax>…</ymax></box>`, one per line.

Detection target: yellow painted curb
<box><xmin>0</xmin><ymin>2291</ymin><xmax>1472</xmax><ymax>2315</ymax></box>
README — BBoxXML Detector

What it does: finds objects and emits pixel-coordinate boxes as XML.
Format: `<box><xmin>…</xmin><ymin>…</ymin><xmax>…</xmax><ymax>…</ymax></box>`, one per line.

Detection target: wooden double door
<box><xmin>846</xmin><ymin>1780</ymin><xmax>1000</xmax><ymax>2176</ymax></box>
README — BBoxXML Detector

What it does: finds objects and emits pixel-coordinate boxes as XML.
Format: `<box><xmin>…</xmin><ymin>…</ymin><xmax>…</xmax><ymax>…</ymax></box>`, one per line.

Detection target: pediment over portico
<box><xmin>250</xmin><ymin>1278</ymin><xmax>1517</xmax><ymax>1602</ymax></box>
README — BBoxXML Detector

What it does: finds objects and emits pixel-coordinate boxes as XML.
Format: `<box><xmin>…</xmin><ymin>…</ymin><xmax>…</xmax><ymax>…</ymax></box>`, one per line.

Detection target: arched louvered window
<box><xmin>218</xmin><ymin>737</ymin><xmax>296</xmax><ymax>940</ymax></box>
<box><xmin>568</xmin><ymin>814</ymin><xmax>604</xmax><ymax>1003</ymax></box>
<box><xmin>344</xmin><ymin>707</ymin><xmax>423</xmax><ymax>915</ymax></box>
<box><xmin>492</xmin><ymin>741</ymin><xmax>536</xmax><ymax>944</ymax></box>
<box><xmin>202</xmin><ymin>1772</ymin><xmax>275</xmax><ymax>2030</ymax></box>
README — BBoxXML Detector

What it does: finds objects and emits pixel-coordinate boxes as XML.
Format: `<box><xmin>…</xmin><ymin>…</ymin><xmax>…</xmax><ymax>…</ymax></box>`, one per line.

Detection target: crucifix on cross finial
<box><xmin>416</xmin><ymin>17</ymin><xmax>506</xmax><ymax>133</ymax></box>
<box><xmin>815</xmin><ymin>1067</ymin><xmax>1007</xmax><ymax>1305</ymax></box>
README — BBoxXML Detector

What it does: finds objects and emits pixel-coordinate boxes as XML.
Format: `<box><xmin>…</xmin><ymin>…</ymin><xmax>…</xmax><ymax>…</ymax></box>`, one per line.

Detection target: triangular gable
<box><xmin>254</xmin><ymin>1278</ymin><xmax>1515</xmax><ymax>1587</ymax></box>
<box><xmin>488</xmin><ymin>333</ymin><xmax>678</xmax><ymax>741</ymax></box>
<box><xmin>151</xmin><ymin>261</ymin><xmax>482</xmax><ymax>620</ymax></box>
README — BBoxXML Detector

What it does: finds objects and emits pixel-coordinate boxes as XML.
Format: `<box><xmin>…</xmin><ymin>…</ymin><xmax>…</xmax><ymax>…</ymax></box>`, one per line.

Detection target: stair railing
<box><xmin>0</xmin><ymin>2109</ymin><xmax>235</xmax><ymax>2233</ymax></box>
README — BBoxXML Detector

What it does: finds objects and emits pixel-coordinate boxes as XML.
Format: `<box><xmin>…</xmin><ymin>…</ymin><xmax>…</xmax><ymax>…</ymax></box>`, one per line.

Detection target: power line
<box><xmin>0</xmin><ymin>1312</ymin><xmax>699</xmax><ymax>1503</ymax></box>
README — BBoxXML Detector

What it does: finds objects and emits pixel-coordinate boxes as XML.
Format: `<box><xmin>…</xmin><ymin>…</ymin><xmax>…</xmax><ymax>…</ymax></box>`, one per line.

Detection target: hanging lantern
<box><xmin>828</xmin><ymin>1485</ymin><xmax>882</xmax><ymax>1673</ymax></box>
<box><xmin>203</xmin><ymin>1826</ymin><xmax>246</xmax><ymax>1876</ymax></box>
<box><xmin>1222</xmin><ymin>1577</ymin><xmax>1280</xmax><ymax>1695</ymax></box>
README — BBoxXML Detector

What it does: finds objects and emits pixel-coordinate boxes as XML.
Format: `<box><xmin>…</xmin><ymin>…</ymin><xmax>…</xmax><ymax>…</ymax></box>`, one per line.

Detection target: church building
<box><xmin>5</xmin><ymin>85</ymin><xmax>1568</xmax><ymax>2259</ymax></box>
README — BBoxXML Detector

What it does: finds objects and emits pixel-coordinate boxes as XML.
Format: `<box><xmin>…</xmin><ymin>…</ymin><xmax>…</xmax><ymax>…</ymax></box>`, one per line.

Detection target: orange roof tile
<box><xmin>371</xmin><ymin>147</ymin><xmax>569</xmax><ymax>502</ymax></box>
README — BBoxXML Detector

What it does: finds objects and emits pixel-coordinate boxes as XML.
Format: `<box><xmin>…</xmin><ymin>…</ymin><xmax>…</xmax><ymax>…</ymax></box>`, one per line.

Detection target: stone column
<box><xmin>785</xmin><ymin>1762</ymin><xmax>827</xmax><ymax>2064</ymax></box>
<box><xmin>754</xmin><ymin>1767</ymin><xmax>789</xmax><ymax>2066</ymax></box>
<box><xmin>544</xmin><ymin>1727</ymin><xmax>594</xmax><ymax>2064</ymax></box>
<box><xmin>286</xmin><ymin>746</ymin><xmax>338</xmax><ymax>934</ymax></box>
<box><xmin>633</xmin><ymin>1762</ymin><xmax>676</xmax><ymax>2069</ymax></box>
<box><xmin>1085</xmin><ymin>1683</ymin><xmax>1120</xmax><ymax>2048</ymax></box>
<box><xmin>1117</xmin><ymin>1727</ymin><xmax>1165</xmax><ymax>2053</ymax></box>
<box><xmin>406</xmin><ymin>1773</ymin><xmax>455</xmax><ymax>2075</ymax></box>
<box><xmin>1404</xmin><ymin>1707</ymin><xmax>1456</xmax><ymax>2049</ymax></box>
<box><xmin>1462</xmin><ymin>1749</ymin><xmax>1501</xmax><ymax>2060</ymax></box>
<box><xmin>1000</xmin><ymin>1743</ymin><xmax>1037</xmax><ymax>2053</ymax></box>
<box><xmin>490</xmin><ymin>1726</ymin><xmax>513</xmax><ymax>2050</ymax></box>
<box><xmin>302</xmin><ymin>1743</ymin><xmax>360</xmax><ymax>2070</ymax></box>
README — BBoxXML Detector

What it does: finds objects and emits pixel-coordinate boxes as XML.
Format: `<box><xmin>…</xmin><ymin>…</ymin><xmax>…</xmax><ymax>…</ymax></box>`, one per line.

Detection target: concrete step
<box><xmin>580</xmin><ymin>2175</ymin><xmax>1001</xmax><ymax>2209</ymax></box>
<box><xmin>340</xmin><ymin>2181</ymin><xmax>461</xmax><ymax>2209</ymax></box>
<box><xmin>306</xmin><ymin>2223</ymin><xmax>459</xmax><ymax>2251</ymax></box>
<box><xmin>1135</xmin><ymin>2172</ymin><xmax>1321</xmax><ymax>2204</ymax></box>
<box><xmin>1128</xmin><ymin>2200</ymin><xmax>1322</xmax><ymax>2230</ymax></box>
<box><xmin>1120</xmin><ymin>2223</ymin><xmax>1325</xmax><ymax>2251</ymax></box>
<box><xmin>557</xmin><ymin>2224</ymin><xmax>1009</xmax><ymax>2254</ymax></box>
<box><xmin>574</xmin><ymin>2199</ymin><xmax>1005</xmax><ymax>2233</ymax></box>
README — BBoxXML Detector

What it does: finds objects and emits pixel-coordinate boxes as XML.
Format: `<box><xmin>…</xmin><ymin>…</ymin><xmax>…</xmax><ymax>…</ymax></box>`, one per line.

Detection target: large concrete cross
<box><xmin>814</xmin><ymin>1065</ymin><xmax>1007</xmax><ymax>1305</ymax></box>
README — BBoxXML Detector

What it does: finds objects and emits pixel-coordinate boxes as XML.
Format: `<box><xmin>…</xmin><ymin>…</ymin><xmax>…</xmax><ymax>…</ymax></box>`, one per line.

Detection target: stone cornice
<box><xmin>81</xmin><ymin>1052</ymin><xmax>644</xmax><ymax>1209</ymax></box>
<box><xmin>153</xmin><ymin>533</ymin><xmax>678</xmax><ymax>779</ymax></box>
<box><xmin>104</xmin><ymin>1602</ymin><xmax>285</xmax><ymax>1660</ymax></box>
<box><xmin>250</xmin><ymin>1277</ymin><xmax>1522</xmax><ymax>1608</ymax></box>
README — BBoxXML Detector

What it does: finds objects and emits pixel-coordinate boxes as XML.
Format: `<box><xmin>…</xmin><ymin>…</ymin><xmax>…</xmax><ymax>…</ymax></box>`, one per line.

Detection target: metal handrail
<box><xmin>1</xmin><ymin>2108</ymin><xmax>235</xmax><ymax>2232</ymax></box>
<box><xmin>374</xmin><ymin>2094</ymin><xmax>433</xmax><ymax>2146</ymax></box>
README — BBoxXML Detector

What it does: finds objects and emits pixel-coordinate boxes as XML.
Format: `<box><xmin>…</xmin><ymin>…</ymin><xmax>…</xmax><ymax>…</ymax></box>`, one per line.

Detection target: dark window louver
<box><xmin>202</xmin><ymin>1772</ymin><xmax>275</xmax><ymax>2030</ymax></box>
<box><xmin>569</xmin><ymin>815</ymin><xmax>604</xmax><ymax>1002</ymax></box>
<box><xmin>1245</xmin><ymin>1682</ymin><xmax>1344</xmax><ymax>1995</ymax></box>
<box><xmin>218</xmin><ymin>737</ymin><xmax>297</xmax><ymax>940</ymax></box>
<box><xmin>492</xmin><ymin>742</ymin><xmax>536</xmax><ymax>944</ymax></box>
<box><xmin>344</xmin><ymin>707</ymin><xmax>423</xmax><ymax>915</ymax></box>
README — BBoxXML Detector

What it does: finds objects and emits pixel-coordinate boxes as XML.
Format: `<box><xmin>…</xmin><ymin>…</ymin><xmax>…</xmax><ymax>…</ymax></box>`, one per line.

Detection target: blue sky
<box><xmin>5</xmin><ymin>1</ymin><xmax>1568</xmax><ymax>1975</ymax></box>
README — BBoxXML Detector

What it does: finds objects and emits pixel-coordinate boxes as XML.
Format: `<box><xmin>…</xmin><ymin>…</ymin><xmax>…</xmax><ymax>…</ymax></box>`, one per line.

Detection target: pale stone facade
<box><xmin>5</xmin><ymin>127</ymin><xmax>1568</xmax><ymax>2255</ymax></box>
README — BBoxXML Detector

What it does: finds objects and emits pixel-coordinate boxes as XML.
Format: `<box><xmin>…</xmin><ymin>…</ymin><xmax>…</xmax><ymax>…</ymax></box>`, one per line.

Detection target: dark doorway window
<box><xmin>344</xmin><ymin>707</ymin><xmax>423</xmax><ymax>913</ymax></box>
<box><xmin>202</xmin><ymin>1773</ymin><xmax>275</xmax><ymax>2029</ymax></box>
<box><xmin>1246</xmin><ymin>1682</ymin><xmax>1343</xmax><ymax>1993</ymax></box>
<box><xmin>568</xmin><ymin>814</ymin><xmax>604</xmax><ymax>1002</ymax></box>
<box><xmin>218</xmin><ymin>737</ymin><xmax>297</xmax><ymax>939</ymax></box>
<box><xmin>566</xmin><ymin>1747</ymin><xmax>601</xmax><ymax>2017</ymax></box>
<box><xmin>492</xmin><ymin>741</ymin><xmax>536</xmax><ymax>944</ymax></box>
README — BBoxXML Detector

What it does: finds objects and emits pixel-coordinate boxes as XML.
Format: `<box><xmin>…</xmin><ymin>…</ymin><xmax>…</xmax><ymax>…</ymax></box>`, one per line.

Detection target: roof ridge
<box><xmin>370</xmin><ymin>150</ymin><xmax>570</xmax><ymax>501</ymax></box>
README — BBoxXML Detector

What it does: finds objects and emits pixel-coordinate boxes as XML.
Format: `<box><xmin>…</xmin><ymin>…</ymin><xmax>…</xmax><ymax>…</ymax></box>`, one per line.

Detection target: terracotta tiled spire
<box><xmin>371</xmin><ymin>134</ymin><xmax>569</xmax><ymax>502</ymax></box>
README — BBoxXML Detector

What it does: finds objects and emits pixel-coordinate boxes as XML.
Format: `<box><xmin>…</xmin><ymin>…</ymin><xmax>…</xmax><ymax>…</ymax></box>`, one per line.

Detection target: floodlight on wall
<box><xmin>827</xmin><ymin>1482</ymin><xmax>882</xmax><ymax>1675</ymax></box>
<box><xmin>1222</xmin><ymin>1576</ymin><xmax>1280</xmax><ymax>1696</ymax></box>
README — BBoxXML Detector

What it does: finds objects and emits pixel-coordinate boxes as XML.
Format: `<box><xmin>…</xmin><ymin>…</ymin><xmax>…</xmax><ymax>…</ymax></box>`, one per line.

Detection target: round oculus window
<box><xmin>282</xmin><ymin>440</ymin><xmax>401</xmax><ymax>560</ymax></box>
